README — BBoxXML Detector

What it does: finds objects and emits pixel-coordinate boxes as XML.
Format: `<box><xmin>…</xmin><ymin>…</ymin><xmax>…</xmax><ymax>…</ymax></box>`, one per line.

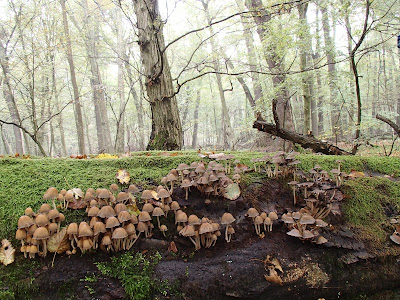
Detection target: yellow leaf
<box><xmin>48</xmin><ymin>227</ymin><xmax>70</xmax><ymax>254</ymax></box>
<box><xmin>116</xmin><ymin>169</ymin><xmax>130</xmax><ymax>184</ymax></box>
<box><xmin>0</xmin><ymin>239</ymin><xmax>15</xmax><ymax>266</ymax></box>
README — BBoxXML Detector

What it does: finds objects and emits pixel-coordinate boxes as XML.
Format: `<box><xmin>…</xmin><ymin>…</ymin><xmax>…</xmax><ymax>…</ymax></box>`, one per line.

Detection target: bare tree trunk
<box><xmin>245</xmin><ymin>0</ymin><xmax>294</xmax><ymax>132</ymax></box>
<box><xmin>115</xmin><ymin>8</ymin><xmax>125</xmax><ymax>153</ymax></box>
<box><xmin>60</xmin><ymin>0</ymin><xmax>86</xmax><ymax>154</ymax></box>
<box><xmin>0</xmin><ymin>43</ymin><xmax>24</xmax><ymax>154</ymax></box>
<box><xmin>313</xmin><ymin>8</ymin><xmax>324</xmax><ymax>136</ymax></box>
<box><xmin>132</xmin><ymin>0</ymin><xmax>182</xmax><ymax>150</ymax></box>
<box><xmin>201</xmin><ymin>0</ymin><xmax>233</xmax><ymax>149</ymax></box>
<box><xmin>0</xmin><ymin>125</ymin><xmax>11</xmax><ymax>154</ymax></box>
<box><xmin>396</xmin><ymin>48</ymin><xmax>400</xmax><ymax>126</ymax></box>
<box><xmin>191</xmin><ymin>89</ymin><xmax>201</xmax><ymax>148</ymax></box>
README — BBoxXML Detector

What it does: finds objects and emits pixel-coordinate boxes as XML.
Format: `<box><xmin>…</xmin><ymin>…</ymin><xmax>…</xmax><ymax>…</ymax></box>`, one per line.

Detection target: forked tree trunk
<box><xmin>132</xmin><ymin>0</ymin><xmax>182</xmax><ymax>150</ymax></box>
<box><xmin>60</xmin><ymin>0</ymin><xmax>86</xmax><ymax>154</ymax></box>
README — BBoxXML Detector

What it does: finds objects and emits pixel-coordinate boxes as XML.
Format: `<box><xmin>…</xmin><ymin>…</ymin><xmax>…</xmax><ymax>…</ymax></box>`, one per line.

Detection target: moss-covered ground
<box><xmin>0</xmin><ymin>151</ymin><xmax>399</xmax><ymax>298</ymax></box>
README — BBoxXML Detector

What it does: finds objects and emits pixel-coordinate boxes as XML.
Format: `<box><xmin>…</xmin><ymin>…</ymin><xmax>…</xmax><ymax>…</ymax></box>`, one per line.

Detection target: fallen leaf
<box><xmin>68</xmin><ymin>199</ymin><xmax>86</xmax><ymax>209</ymax></box>
<box><xmin>348</xmin><ymin>170</ymin><xmax>365</xmax><ymax>178</ymax></box>
<box><xmin>0</xmin><ymin>239</ymin><xmax>15</xmax><ymax>266</ymax></box>
<box><xmin>223</xmin><ymin>183</ymin><xmax>241</xmax><ymax>200</ymax></box>
<box><xmin>116</xmin><ymin>169</ymin><xmax>130</xmax><ymax>184</ymax></box>
<box><xmin>168</xmin><ymin>241</ymin><xmax>178</xmax><ymax>253</ymax></box>
<box><xmin>48</xmin><ymin>227</ymin><xmax>70</xmax><ymax>254</ymax></box>
<box><xmin>264</xmin><ymin>269</ymin><xmax>283</xmax><ymax>286</ymax></box>
<box><xmin>271</xmin><ymin>258</ymin><xmax>283</xmax><ymax>273</ymax></box>
<box><xmin>151</xmin><ymin>190</ymin><xmax>159</xmax><ymax>200</ymax></box>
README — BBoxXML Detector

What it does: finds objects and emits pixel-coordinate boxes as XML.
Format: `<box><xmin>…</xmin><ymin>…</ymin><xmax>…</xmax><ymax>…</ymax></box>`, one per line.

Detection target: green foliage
<box><xmin>343</xmin><ymin>177</ymin><xmax>400</xmax><ymax>253</ymax></box>
<box><xmin>96</xmin><ymin>252</ymin><xmax>167</xmax><ymax>300</ymax></box>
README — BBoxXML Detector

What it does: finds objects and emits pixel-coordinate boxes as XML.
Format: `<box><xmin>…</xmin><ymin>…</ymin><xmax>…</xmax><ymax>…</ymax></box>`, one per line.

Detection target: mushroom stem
<box><xmin>293</xmin><ymin>188</ymin><xmax>297</xmax><ymax>205</ymax></box>
<box><xmin>225</xmin><ymin>226</ymin><xmax>229</xmax><ymax>242</ymax></box>
<box><xmin>43</xmin><ymin>240</ymin><xmax>47</xmax><ymax>257</ymax></box>
<box><xmin>185</xmin><ymin>188</ymin><xmax>188</xmax><ymax>201</ymax></box>
<box><xmin>254</xmin><ymin>222</ymin><xmax>259</xmax><ymax>235</ymax></box>
<box><xmin>157</xmin><ymin>217</ymin><xmax>161</xmax><ymax>229</ymax></box>
<box><xmin>188</xmin><ymin>236</ymin><xmax>197</xmax><ymax>248</ymax></box>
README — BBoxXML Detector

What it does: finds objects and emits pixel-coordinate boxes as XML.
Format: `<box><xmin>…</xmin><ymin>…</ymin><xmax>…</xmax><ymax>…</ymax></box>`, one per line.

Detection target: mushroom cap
<box><xmin>48</xmin><ymin>222</ymin><xmax>58</xmax><ymax>234</ymax></box>
<box><xmin>221</xmin><ymin>213</ymin><xmax>235</xmax><ymax>225</ymax></box>
<box><xmin>24</xmin><ymin>207</ymin><xmax>34</xmax><ymax>217</ymax></box>
<box><xmin>57</xmin><ymin>213</ymin><xmax>65</xmax><ymax>223</ymax></box>
<box><xmin>141</xmin><ymin>190</ymin><xmax>154</xmax><ymax>200</ymax></box>
<box><xmin>211</xmin><ymin>223</ymin><xmax>220</xmax><ymax>231</ymax></box>
<box><xmin>29</xmin><ymin>245</ymin><xmax>38</xmax><ymax>254</ymax></box>
<box><xmin>93</xmin><ymin>222</ymin><xmax>106</xmax><ymax>235</ymax></box>
<box><xmin>390</xmin><ymin>233</ymin><xmax>400</xmax><ymax>245</ymax></box>
<box><xmin>227</xmin><ymin>226</ymin><xmax>235</xmax><ymax>235</ymax></box>
<box><xmin>197</xmin><ymin>176</ymin><xmax>209</xmax><ymax>185</ymax></box>
<box><xmin>110</xmin><ymin>183</ymin><xmax>119</xmax><ymax>192</ymax></box>
<box><xmin>98</xmin><ymin>206</ymin><xmax>116</xmax><ymax>218</ymax></box>
<box><xmin>137</xmin><ymin>221</ymin><xmax>147</xmax><ymax>233</ymax></box>
<box><xmin>188</xmin><ymin>214</ymin><xmax>201</xmax><ymax>226</ymax></box>
<box><xmin>98</xmin><ymin>189</ymin><xmax>110</xmax><ymax>199</ymax></box>
<box><xmin>118</xmin><ymin>211</ymin><xmax>132</xmax><ymax>223</ymax></box>
<box><xmin>264</xmin><ymin>217</ymin><xmax>272</xmax><ymax>225</ymax></box>
<box><xmin>316</xmin><ymin>235</ymin><xmax>328</xmax><ymax>244</ymax></box>
<box><xmin>128</xmin><ymin>184</ymin><xmax>139</xmax><ymax>194</ymax></box>
<box><xmin>82</xmin><ymin>239</ymin><xmax>93</xmax><ymax>250</ymax></box>
<box><xmin>166</xmin><ymin>173</ymin><xmax>178</xmax><ymax>182</ymax></box>
<box><xmin>90</xmin><ymin>200</ymin><xmax>98</xmax><ymax>207</ymax></box>
<box><xmin>88</xmin><ymin>206</ymin><xmax>100</xmax><ymax>217</ymax></box>
<box><xmin>90</xmin><ymin>217</ymin><xmax>99</xmax><ymax>228</ymax></box>
<box><xmin>124</xmin><ymin>223</ymin><xmax>136</xmax><ymax>235</ymax></box>
<box><xmin>268</xmin><ymin>212</ymin><xmax>278</xmax><ymax>221</ymax></box>
<box><xmin>114</xmin><ymin>203</ymin><xmax>128</xmax><ymax>215</ymax></box>
<box><xmin>18</xmin><ymin>215</ymin><xmax>34</xmax><ymax>229</ymax></box>
<box><xmin>159</xmin><ymin>225</ymin><xmax>167</xmax><ymax>232</ymax></box>
<box><xmin>157</xmin><ymin>188</ymin><xmax>170</xmax><ymax>199</ymax></box>
<box><xmin>179</xmin><ymin>225</ymin><xmax>195</xmax><ymax>237</ymax></box>
<box><xmin>15</xmin><ymin>228</ymin><xmax>27</xmax><ymax>240</ymax></box>
<box><xmin>247</xmin><ymin>208</ymin><xmax>259</xmax><ymax>218</ymax></box>
<box><xmin>39</xmin><ymin>203</ymin><xmax>52</xmax><ymax>214</ymax></box>
<box><xmin>302</xmin><ymin>230</ymin><xmax>314</xmax><ymax>239</ymax></box>
<box><xmin>138</xmin><ymin>211</ymin><xmax>152</xmax><ymax>222</ymax></box>
<box><xmin>292</xmin><ymin>211</ymin><xmax>302</xmax><ymax>220</ymax></box>
<box><xmin>152</xmin><ymin>207</ymin><xmax>164</xmax><ymax>217</ymax></box>
<box><xmin>101</xmin><ymin>235</ymin><xmax>112</xmax><ymax>246</ymax></box>
<box><xmin>130</xmin><ymin>214</ymin><xmax>138</xmax><ymax>225</ymax></box>
<box><xmin>195</xmin><ymin>164</ymin><xmax>206</xmax><ymax>174</ymax></box>
<box><xmin>79</xmin><ymin>223</ymin><xmax>93</xmax><ymax>237</ymax></box>
<box><xmin>287</xmin><ymin>228</ymin><xmax>302</xmax><ymax>238</ymax></box>
<box><xmin>281</xmin><ymin>214</ymin><xmax>295</xmax><ymax>224</ymax></box>
<box><xmin>299</xmin><ymin>214</ymin><xmax>316</xmax><ymax>225</ymax></box>
<box><xmin>67</xmin><ymin>223</ymin><xmax>78</xmax><ymax>235</ymax></box>
<box><xmin>33</xmin><ymin>227</ymin><xmax>49</xmax><ymax>240</ymax></box>
<box><xmin>65</xmin><ymin>191</ymin><xmax>74</xmax><ymax>201</ymax></box>
<box><xmin>171</xmin><ymin>201</ymin><xmax>180</xmax><ymax>211</ymax></box>
<box><xmin>176</xmin><ymin>211</ymin><xmax>188</xmax><ymax>223</ymax></box>
<box><xmin>199</xmin><ymin>222</ymin><xmax>214</xmax><ymax>235</ymax></box>
<box><xmin>177</xmin><ymin>163</ymin><xmax>190</xmax><ymax>171</ymax></box>
<box><xmin>254</xmin><ymin>216</ymin><xmax>263</xmax><ymax>225</ymax></box>
<box><xmin>105</xmin><ymin>216</ymin><xmax>120</xmax><ymax>229</ymax></box>
<box><xmin>315</xmin><ymin>219</ymin><xmax>329</xmax><ymax>227</ymax></box>
<box><xmin>116</xmin><ymin>192</ymin><xmax>129</xmax><ymax>203</ymax></box>
<box><xmin>35</xmin><ymin>214</ymin><xmax>49</xmax><ymax>227</ymax></box>
<box><xmin>112</xmin><ymin>227</ymin><xmax>128</xmax><ymax>239</ymax></box>
<box><xmin>142</xmin><ymin>203</ymin><xmax>154</xmax><ymax>213</ymax></box>
<box><xmin>43</xmin><ymin>187</ymin><xmax>58</xmax><ymax>200</ymax></box>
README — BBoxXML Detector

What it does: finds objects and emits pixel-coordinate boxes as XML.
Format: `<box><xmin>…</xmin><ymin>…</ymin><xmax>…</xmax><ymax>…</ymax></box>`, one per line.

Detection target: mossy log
<box><xmin>253</xmin><ymin>120</ymin><xmax>352</xmax><ymax>155</ymax></box>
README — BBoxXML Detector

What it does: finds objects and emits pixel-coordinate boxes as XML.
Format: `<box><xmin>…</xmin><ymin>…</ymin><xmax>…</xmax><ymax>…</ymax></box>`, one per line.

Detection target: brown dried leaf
<box><xmin>271</xmin><ymin>258</ymin><xmax>283</xmax><ymax>273</ymax></box>
<box><xmin>168</xmin><ymin>241</ymin><xmax>178</xmax><ymax>253</ymax></box>
<box><xmin>223</xmin><ymin>183</ymin><xmax>241</xmax><ymax>200</ymax></box>
<box><xmin>68</xmin><ymin>199</ymin><xmax>86</xmax><ymax>209</ymax></box>
<box><xmin>116</xmin><ymin>169</ymin><xmax>130</xmax><ymax>184</ymax></box>
<box><xmin>264</xmin><ymin>269</ymin><xmax>283</xmax><ymax>286</ymax></box>
<box><xmin>48</xmin><ymin>227</ymin><xmax>70</xmax><ymax>254</ymax></box>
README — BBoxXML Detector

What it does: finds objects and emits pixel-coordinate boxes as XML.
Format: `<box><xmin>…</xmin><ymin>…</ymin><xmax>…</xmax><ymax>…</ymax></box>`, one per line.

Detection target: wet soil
<box><xmin>10</xmin><ymin>179</ymin><xmax>400</xmax><ymax>300</ymax></box>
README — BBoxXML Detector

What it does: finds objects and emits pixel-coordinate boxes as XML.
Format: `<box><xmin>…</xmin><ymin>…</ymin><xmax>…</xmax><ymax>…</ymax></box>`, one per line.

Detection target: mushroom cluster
<box><xmin>16</xmin><ymin>199</ymin><xmax>65</xmax><ymax>258</ymax></box>
<box><xmin>161</xmin><ymin>160</ymin><xmax>237</xmax><ymax>200</ymax></box>
<box><xmin>246</xmin><ymin>208</ymin><xmax>278</xmax><ymax>236</ymax></box>
<box><xmin>281</xmin><ymin>210</ymin><xmax>329</xmax><ymax>244</ymax></box>
<box><xmin>252</xmin><ymin>151</ymin><xmax>301</xmax><ymax>178</ymax></box>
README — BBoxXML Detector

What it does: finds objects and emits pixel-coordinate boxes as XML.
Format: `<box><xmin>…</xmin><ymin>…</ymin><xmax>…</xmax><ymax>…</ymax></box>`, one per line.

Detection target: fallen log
<box><xmin>376</xmin><ymin>114</ymin><xmax>400</xmax><ymax>136</ymax></box>
<box><xmin>253</xmin><ymin>120</ymin><xmax>352</xmax><ymax>155</ymax></box>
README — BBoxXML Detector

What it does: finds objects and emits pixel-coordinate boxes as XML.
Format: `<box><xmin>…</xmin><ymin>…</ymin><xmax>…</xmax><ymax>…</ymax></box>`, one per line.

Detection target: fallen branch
<box><xmin>376</xmin><ymin>114</ymin><xmax>400</xmax><ymax>136</ymax></box>
<box><xmin>253</xmin><ymin>120</ymin><xmax>352</xmax><ymax>155</ymax></box>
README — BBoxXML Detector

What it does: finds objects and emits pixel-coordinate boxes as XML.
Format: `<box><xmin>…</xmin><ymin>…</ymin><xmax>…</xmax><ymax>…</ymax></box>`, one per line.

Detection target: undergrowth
<box><xmin>96</xmin><ymin>252</ymin><xmax>169</xmax><ymax>300</ymax></box>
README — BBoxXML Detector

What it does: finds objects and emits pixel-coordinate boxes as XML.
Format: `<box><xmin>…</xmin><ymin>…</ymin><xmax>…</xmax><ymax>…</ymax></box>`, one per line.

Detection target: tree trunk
<box><xmin>0</xmin><ymin>125</ymin><xmax>11</xmax><ymax>154</ymax></box>
<box><xmin>60</xmin><ymin>0</ymin><xmax>86</xmax><ymax>155</ymax></box>
<box><xmin>245</xmin><ymin>0</ymin><xmax>294</xmax><ymax>132</ymax></box>
<box><xmin>313</xmin><ymin>8</ymin><xmax>324</xmax><ymax>135</ymax></box>
<box><xmin>201</xmin><ymin>0</ymin><xmax>233</xmax><ymax>149</ymax></box>
<box><xmin>191</xmin><ymin>89</ymin><xmax>201</xmax><ymax>148</ymax></box>
<box><xmin>396</xmin><ymin>48</ymin><xmax>400</xmax><ymax>126</ymax></box>
<box><xmin>132</xmin><ymin>0</ymin><xmax>182</xmax><ymax>150</ymax></box>
<box><xmin>115</xmin><ymin>8</ymin><xmax>125</xmax><ymax>153</ymax></box>
<box><xmin>0</xmin><ymin>43</ymin><xmax>24</xmax><ymax>154</ymax></box>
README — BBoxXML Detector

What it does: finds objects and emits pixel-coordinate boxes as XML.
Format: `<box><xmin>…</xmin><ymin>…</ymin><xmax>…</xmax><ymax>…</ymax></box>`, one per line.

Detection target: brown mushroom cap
<box><xmin>33</xmin><ymin>227</ymin><xmax>49</xmax><ymax>240</ymax></box>
<box><xmin>152</xmin><ymin>207</ymin><xmax>164</xmax><ymax>217</ymax></box>
<box><xmin>98</xmin><ymin>206</ymin><xmax>116</xmax><ymax>218</ymax></box>
<box><xmin>177</xmin><ymin>163</ymin><xmax>190</xmax><ymax>171</ymax></box>
<box><xmin>268</xmin><ymin>212</ymin><xmax>278</xmax><ymax>221</ymax></box>
<box><xmin>16</xmin><ymin>228</ymin><xmax>27</xmax><ymax>240</ymax></box>
<box><xmin>247</xmin><ymin>208</ymin><xmax>259</xmax><ymax>218</ymax></box>
<box><xmin>110</xmin><ymin>183</ymin><xmax>119</xmax><ymax>192</ymax></box>
<box><xmin>264</xmin><ymin>217</ymin><xmax>272</xmax><ymax>226</ymax></box>
<box><xmin>221</xmin><ymin>213</ymin><xmax>235</xmax><ymax>225</ymax></box>
<box><xmin>130</xmin><ymin>214</ymin><xmax>138</xmax><ymax>225</ymax></box>
<box><xmin>79</xmin><ymin>223</ymin><xmax>93</xmax><ymax>237</ymax></box>
<box><xmin>315</xmin><ymin>219</ymin><xmax>329</xmax><ymax>227</ymax></box>
<box><xmin>118</xmin><ymin>211</ymin><xmax>132</xmax><ymax>223</ymax></box>
<box><xmin>101</xmin><ymin>235</ymin><xmax>112</xmax><ymax>246</ymax></box>
<box><xmin>188</xmin><ymin>215</ymin><xmax>201</xmax><ymax>226</ymax></box>
<box><xmin>116</xmin><ymin>192</ymin><xmax>129</xmax><ymax>203</ymax></box>
<box><xmin>137</xmin><ymin>221</ymin><xmax>147</xmax><ymax>233</ymax></box>
<box><xmin>98</xmin><ymin>189</ymin><xmax>111</xmax><ymax>199</ymax></box>
<box><xmin>88</xmin><ymin>206</ymin><xmax>100</xmax><ymax>217</ymax></box>
<box><xmin>254</xmin><ymin>216</ymin><xmax>263</xmax><ymax>225</ymax></box>
<box><xmin>43</xmin><ymin>187</ymin><xmax>58</xmax><ymax>200</ymax></box>
<box><xmin>138</xmin><ymin>211</ymin><xmax>152</xmax><ymax>222</ymax></box>
<box><xmin>114</xmin><ymin>203</ymin><xmax>128</xmax><ymax>215</ymax></box>
<box><xmin>299</xmin><ymin>214</ymin><xmax>316</xmax><ymax>225</ymax></box>
<box><xmin>48</xmin><ymin>223</ymin><xmax>58</xmax><ymax>234</ymax></box>
<box><xmin>65</xmin><ymin>191</ymin><xmax>74</xmax><ymax>201</ymax></box>
<box><xmin>35</xmin><ymin>214</ymin><xmax>49</xmax><ymax>227</ymax></box>
<box><xmin>90</xmin><ymin>200</ymin><xmax>98</xmax><ymax>207</ymax></box>
<box><xmin>141</xmin><ymin>190</ymin><xmax>154</xmax><ymax>200</ymax></box>
<box><xmin>316</xmin><ymin>235</ymin><xmax>328</xmax><ymax>244</ymax></box>
<box><xmin>142</xmin><ymin>203</ymin><xmax>154</xmax><ymax>213</ymax></box>
<box><xmin>67</xmin><ymin>223</ymin><xmax>78</xmax><ymax>235</ymax></box>
<box><xmin>24</xmin><ymin>207</ymin><xmax>34</xmax><ymax>217</ymax></box>
<box><xmin>302</xmin><ymin>230</ymin><xmax>314</xmax><ymax>239</ymax></box>
<box><xmin>157</xmin><ymin>188</ymin><xmax>170</xmax><ymax>199</ymax></box>
<box><xmin>287</xmin><ymin>228</ymin><xmax>302</xmax><ymax>238</ymax></box>
<box><xmin>281</xmin><ymin>214</ymin><xmax>295</xmax><ymax>224</ymax></box>
<box><xmin>176</xmin><ymin>211</ymin><xmax>188</xmax><ymax>223</ymax></box>
<box><xmin>39</xmin><ymin>203</ymin><xmax>52</xmax><ymax>214</ymax></box>
<box><xmin>170</xmin><ymin>201</ymin><xmax>180</xmax><ymax>211</ymax></box>
<box><xmin>128</xmin><ymin>184</ymin><xmax>139</xmax><ymax>194</ymax></box>
<box><xmin>181</xmin><ymin>179</ymin><xmax>193</xmax><ymax>188</ymax></box>
<box><xmin>199</xmin><ymin>222</ymin><xmax>214</xmax><ymax>235</ymax></box>
<box><xmin>390</xmin><ymin>233</ymin><xmax>400</xmax><ymax>245</ymax></box>
<box><xmin>160</xmin><ymin>224</ymin><xmax>168</xmax><ymax>232</ymax></box>
<box><xmin>93</xmin><ymin>222</ymin><xmax>106</xmax><ymax>235</ymax></box>
<box><xmin>18</xmin><ymin>215</ymin><xmax>34</xmax><ymax>229</ymax></box>
<box><xmin>179</xmin><ymin>225</ymin><xmax>195</xmax><ymax>237</ymax></box>
<box><xmin>124</xmin><ymin>223</ymin><xmax>136</xmax><ymax>236</ymax></box>
<box><xmin>105</xmin><ymin>216</ymin><xmax>120</xmax><ymax>229</ymax></box>
<box><xmin>112</xmin><ymin>227</ymin><xmax>128</xmax><ymax>239</ymax></box>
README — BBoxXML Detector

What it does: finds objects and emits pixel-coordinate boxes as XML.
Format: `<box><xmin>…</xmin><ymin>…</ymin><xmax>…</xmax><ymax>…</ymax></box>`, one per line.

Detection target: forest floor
<box><xmin>0</xmin><ymin>151</ymin><xmax>400</xmax><ymax>299</ymax></box>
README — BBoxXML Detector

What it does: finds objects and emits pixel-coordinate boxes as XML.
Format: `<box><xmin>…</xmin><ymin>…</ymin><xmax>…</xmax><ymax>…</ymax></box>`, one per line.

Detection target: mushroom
<box><xmin>263</xmin><ymin>217</ymin><xmax>272</xmax><ymax>232</ymax></box>
<box><xmin>105</xmin><ymin>216</ymin><xmax>120</xmax><ymax>234</ymax></box>
<box><xmin>179</xmin><ymin>225</ymin><xmax>198</xmax><ymax>250</ymax></box>
<box><xmin>67</xmin><ymin>223</ymin><xmax>79</xmax><ymax>249</ymax></box>
<box><xmin>33</xmin><ymin>227</ymin><xmax>49</xmax><ymax>257</ymax></box>
<box><xmin>141</xmin><ymin>190</ymin><xmax>154</xmax><ymax>204</ymax></box>
<box><xmin>43</xmin><ymin>187</ymin><xmax>59</xmax><ymax>210</ymax></box>
<box><xmin>288</xmin><ymin>181</ymin><xmax>298</xmax><ymax>205</ymax></box>
<box><xmin>181</xmin><ymin>179</ymin><xmax>193</xmax><ymax>201</ymax></box>
<box><xmin>221</xmin><ymin>213</ymin><xmax>235</xmax><ymax>243</ymax></box>
<box><xmin>152</xmin><ymin>207</ymin><xmax>165</xmax><ymax>229</ymax></box>
<box><xmin>247</xmin><ymin>207</ymin><xmax>259</xmax><ymax>222</ymax></box>
<box><xmin>157</xmin><ymin>188</ymin><xmax>170</xmax><ymax>205</ymax></box>
<box><xmin>160</xmin><ymin>225</ymin><xmax>168</xmax><ymax>237</ymax></box>
<box><xmin>101</xmin><ymin>234</ymin><xmax>113</xmax><ymax>252</ymax></box>
<box><xmin>254</xmin><ymin>216</ymin><xmax>263</xmax><ymax>235</ymax></box>
<box><xmin>166</xmin><ymin>173</ymin><xmax>178</xmax><ymax>194</ymax></box>
<box><xmin>112</xmin><ymin>227</ymin><xmax>128</xmax><ymax>252</ymax></box>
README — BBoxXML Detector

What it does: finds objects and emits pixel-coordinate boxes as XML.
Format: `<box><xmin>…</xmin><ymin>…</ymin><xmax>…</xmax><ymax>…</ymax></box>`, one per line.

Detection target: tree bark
<box><xmin>115</xmin><ymin>8</ymin><xmax>125</xmax><ymax>153</ymax></box>
<box><xmin>132</xmin><ymin>0</ymin><xmax>182</xmax><ymax>150</ymax></box>
<box><xmin>191</xmin><ymin>89</ymin><xmax>201</xmax><ymax>148</ymax></box>
<box><xmin>60</xmin><ymin>0</ymin><xmax>86</xmax><ymax>155</ymax></box>
<box><xmin>376</xmin><ymin>114</ymin><xmax>400</xmax><ymax>136</ymax></box>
